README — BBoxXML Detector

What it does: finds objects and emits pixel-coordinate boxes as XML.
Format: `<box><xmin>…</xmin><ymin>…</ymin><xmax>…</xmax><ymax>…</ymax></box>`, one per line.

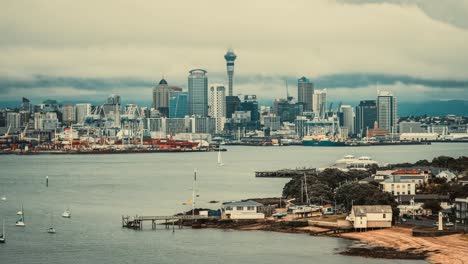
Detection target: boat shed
<box><xmin>221</xmin><ymin>200</ymin><xmax>265</xmax><ymax>220</ymax></box>
<box><xmin>346</xmin><ymin>205</ymin><xmax>392</xmax><ymax>230</ymax></box>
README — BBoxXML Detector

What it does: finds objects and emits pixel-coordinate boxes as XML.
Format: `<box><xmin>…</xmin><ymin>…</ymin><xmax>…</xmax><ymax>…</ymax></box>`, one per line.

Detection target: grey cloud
<box><xmin>337</xmin><ymin>0</ymin><xmax>468</xmax><ymax>29</ymax></box>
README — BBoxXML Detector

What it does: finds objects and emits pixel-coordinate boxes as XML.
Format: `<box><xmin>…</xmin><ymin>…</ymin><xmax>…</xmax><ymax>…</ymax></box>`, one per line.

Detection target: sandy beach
<box><xmin>340</xmin><ymin>227</ymin><xmax>468</xmax><ymax>264</ymax></box>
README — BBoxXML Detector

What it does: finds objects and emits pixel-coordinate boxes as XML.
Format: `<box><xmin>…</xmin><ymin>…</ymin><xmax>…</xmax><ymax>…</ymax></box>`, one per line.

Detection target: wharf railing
<box><xmin>122</xmin><ymin>215</ymin><xmax>217</xmax><ymax>230</ymax></box>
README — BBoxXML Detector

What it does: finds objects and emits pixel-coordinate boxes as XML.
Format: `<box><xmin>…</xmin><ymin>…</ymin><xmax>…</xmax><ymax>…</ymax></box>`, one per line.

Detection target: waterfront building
<box><xmin>152</xmin><ymin>78</ymin><xmax>183</xmax><ymax>117</ymax></box>
<box><xmin>346</xmin><ymin>205</ymin><xmax>392</xmax><ymax>230</ymax></box>
<box><xmin>400</xmin><ymin>133</ymin><xmax>438</xmax><ymax>141</ymax></box>
<box><xmin>377</xmin><ymin>91</ymin><xmax>398</xmax><ymax>132</ymax></box>
<box><xmin>263</xmin><ymin>114</ymin><xmax>281</xmax><ymax>131</ymax></box>
<box><xmin>225</xmin><ymin>96</ymin><xmax>241</xmax><ymax>118</ymax></box>
<box><xmin>62</xmin><ymin>104</ymin><xmax>76</xmax><ymax>125</ymax></box>
<box><xmin>209</xmin><ymin>84</ymin><xmax>226</xmax><ymax>134</ymax></box>
<box><xmin>312</xmin><ymin>89</ymin><xmax>327</xmax><ymax>118</ymax></box>
<box><xmin>76</xmin><ymin>103</ymin><xmax>91</xmax><ymax>125</ymax></box>
<box><xmin>221</xmin><ymin>200</ymin><xmax>265</xmax><ymax>220</ymax></box>
<box><xmin>297</xmin><ymin>77</ymin><xmax>314</xmax><ymax>112</ymax></box>
<box><xmin>34</xmin><ymin>112</ymin><xmax>59</xmax><ymax>130</ymax></box>
<box><xmin>169</xmin><ymin>91</ymin><xmax>188</xmax><ymax>118</ymax></box>
<box><xmin>188</xmin><ymin>69</ymin><xmax>208</xmax><ymax>117</ymax></box>
<box><xmin>224</xmin><ymin>49</ymin><xmax>237</xmax><ymax>96</ymax></box>
<box><xmin>166</xmin><ymin>118</ymin><xmax>188</xmax><ymax>136</ymax></box>
<box><xmin>355</xmin><ymin>100</ymin><xmax>377</xmax><ymax>138</ymax></box>
<box><xmin>399</xmin><ymin>121</ymin><xmax>423</xmax><ymax>133</ymax></box>
<box><xmin>427</xmin><ymin>124</ymin><xmax>448</xmax><ymax>135</ymax></box>
<box><xmin>340</xmin><ymin>105</ymin><xmax>354</xmax><ymax>136</ymax></box>
<box><xmin>6</xmin><ymin>112</ymin><xmax>21</xmax><ymax>129</ymax></box>
<box><xmin>188</xmin><ymin>116</ymin><xmax>216</xmax><ymax>135</ymax></box>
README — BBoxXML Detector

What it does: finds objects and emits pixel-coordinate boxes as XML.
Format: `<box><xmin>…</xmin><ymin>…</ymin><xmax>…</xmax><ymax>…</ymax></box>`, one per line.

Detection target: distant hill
<box><xmin>398</xmin><ymin>100</ymin><xmax>468</xmax><ymax>116</ymax></box>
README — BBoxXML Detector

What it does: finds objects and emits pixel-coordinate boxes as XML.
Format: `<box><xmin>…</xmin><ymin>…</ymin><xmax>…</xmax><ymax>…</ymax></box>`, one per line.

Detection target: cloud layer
<box><xmin>1</xmin><ymin>0</ymin><xmax>467</xmax><ymax>105</ymax></box>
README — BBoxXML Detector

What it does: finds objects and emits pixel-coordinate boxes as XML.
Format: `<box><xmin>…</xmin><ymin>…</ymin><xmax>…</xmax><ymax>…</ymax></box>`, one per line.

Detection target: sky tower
<box><xmin>224</xmin><ymin>49</ymin><xmax>237</xmax><ymax>96</ymax></box>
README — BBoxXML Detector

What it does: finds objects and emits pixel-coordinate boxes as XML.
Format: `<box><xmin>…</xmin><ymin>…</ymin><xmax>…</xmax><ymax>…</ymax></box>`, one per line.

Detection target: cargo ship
<box><xmin>302</xmin><ymin>135</ymin><xmax>346</xmax><ymax>147</ymax></box>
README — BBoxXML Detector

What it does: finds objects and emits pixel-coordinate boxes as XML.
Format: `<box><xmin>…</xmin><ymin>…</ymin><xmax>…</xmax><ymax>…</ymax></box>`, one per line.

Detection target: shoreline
<box><xmin>182</xmin><ymin>219</ymin><xmax>467</xmax><ymax>263</ymax></box>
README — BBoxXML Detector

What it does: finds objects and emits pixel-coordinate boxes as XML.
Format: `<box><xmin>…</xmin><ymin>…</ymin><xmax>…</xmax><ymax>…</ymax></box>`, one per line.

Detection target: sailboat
<box><xmin>16</xmin><ymin>204</ymin><xmax>25</xmax><ymax>227</ymax></box>
<box><xmin>217</xmin><ymin>149</ymin><xmax>225</xmax><ymax>166</ymax></box>
<box><xmin>1</xmin><ymin>186</ymin><xmax>6</xmax><ymax>201</ymax></box>
<box><xmin>0</xmin><ymin>219</ymin><xmax>5</xmax><ymax>243</ymax></box>
<box><xmin>47</xmin><ymin>212</ymin><xmax>56</xmax><ymax>234</ymax></box>
<box><xmin>62</xmin><ymin>208</ymin><xmax>71</xmax><ymax>218</ymax></box>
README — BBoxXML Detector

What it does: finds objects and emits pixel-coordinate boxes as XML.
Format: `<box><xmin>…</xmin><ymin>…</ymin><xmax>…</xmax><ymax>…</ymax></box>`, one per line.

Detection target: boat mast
<box><xmin>192</xmin><ymin>169</ymin><xmax>197</xmax><ymax>219</ymax></box>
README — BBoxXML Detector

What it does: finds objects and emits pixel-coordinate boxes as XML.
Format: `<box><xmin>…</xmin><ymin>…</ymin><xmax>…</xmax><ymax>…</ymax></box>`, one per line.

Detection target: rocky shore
<box><xmin>182</xmin><ymin>219</ymin><xmax>449</xmax><ymax>261</ymax></box>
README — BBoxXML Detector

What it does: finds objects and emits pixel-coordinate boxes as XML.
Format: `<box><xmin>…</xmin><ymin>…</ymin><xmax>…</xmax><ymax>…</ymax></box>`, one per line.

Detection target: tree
<box><xmin>423</xmin><ymin>200</ymin><xmax>441</xmax><ymax>214</ymax></box>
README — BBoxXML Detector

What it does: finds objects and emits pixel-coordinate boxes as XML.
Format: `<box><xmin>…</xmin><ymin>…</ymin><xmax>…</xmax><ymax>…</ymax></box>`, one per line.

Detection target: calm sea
<box><xmin>2</xmin><ymin>143</ymin><xmax>466</xmax><ymax>264</ymax></box>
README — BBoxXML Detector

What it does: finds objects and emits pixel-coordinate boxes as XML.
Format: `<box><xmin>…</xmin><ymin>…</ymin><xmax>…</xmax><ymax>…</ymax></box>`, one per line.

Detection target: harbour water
<box><xmin>1</xmin><ymin>143</ymin><xmax>467</xmax><ymax>264</ymax></box>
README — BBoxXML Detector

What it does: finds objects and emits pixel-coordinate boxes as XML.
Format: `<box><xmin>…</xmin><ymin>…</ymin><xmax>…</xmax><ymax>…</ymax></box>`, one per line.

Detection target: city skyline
<box><xmin>1</xmin><ymin>1</ymin><xmax>467</xmax><ymax>105</ymax></box>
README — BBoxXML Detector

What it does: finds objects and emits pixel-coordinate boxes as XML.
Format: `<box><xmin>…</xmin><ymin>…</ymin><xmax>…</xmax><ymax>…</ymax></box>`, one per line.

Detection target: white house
<box><xmin>346</xmin><ymin>205</ymin><xmax>392</xmax><ymax>230</ymax></box>
<box><xmin>221</xmin><ymin>200</ymin><xmax>265</xmax><ymax>220</ymax></box>
<box><xmin>380</xmin><ymin>178</ymin><xmax>417</xmax><ymax>196</ymax></box>
<box><xmin>436</xmin><ymin>170</ymin><xmax>457</xmax><ymax>182</ymax></box>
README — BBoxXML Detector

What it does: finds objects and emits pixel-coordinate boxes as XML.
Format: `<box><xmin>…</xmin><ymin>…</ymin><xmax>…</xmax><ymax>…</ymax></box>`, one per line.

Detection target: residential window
<box><xmin>236</xmin><ymin>206</ymin><xmax>243</xmax><ymax>211</ymax></box>
<box><xmin>247</xmin><ymin>206</ymin><xmax>255</xmax><ymax>211</ymax></box>
<box><xmin>383</xmin><ymin>214</ymin><xmax>386</xmax><ymax>219</ymax></box>
<box><xmin>225</xmin><ymin>206</ymin><xmax>232</xmax><ymax>211</ymax></box>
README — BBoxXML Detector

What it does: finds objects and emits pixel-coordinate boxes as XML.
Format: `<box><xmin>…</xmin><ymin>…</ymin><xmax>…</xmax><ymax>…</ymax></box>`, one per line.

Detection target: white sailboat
<box><xmin>47</xmin><ymin>212</ymin><xmax>56</xmax><ymax>234</ymax></box>
<box><xmin>0</xmin><ymin>219</ymin><xmax>5</xmax><ymax>243</ymax></box>
<box><xmin>62</xmin><ymin>208</ymin><xmax>71</xmax><ymax>218</ymax></box>
<box><xmin>1</xmin><ymin>186</ymin><xmax>6</xmax><ymax>201</ymax></box>
<box><xmin>217</xmin><ymin>149</ymin><xmax>225</xmax><ymax>166</ymax></box>
<box><xmin>16</xmin><ymin>204</ymin><xmax>25</xmax><ymax>227</ymax></box>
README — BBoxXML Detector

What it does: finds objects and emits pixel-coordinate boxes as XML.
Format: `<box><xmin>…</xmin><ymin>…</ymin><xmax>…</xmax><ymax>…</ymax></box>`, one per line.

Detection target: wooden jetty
<box><xmin>255</xmin><ymin>168</ymin><xmax>317</xmax><ymax>178</ymax></box>
<box><xmin>310</xmin><ymin>227</ymin><xmax>353</xmax><ymax>236</ymax></box>
<box><xmin>121</xmin><ymin>215</ymin><xmax>216</xmax><ymax>230</ymax></box>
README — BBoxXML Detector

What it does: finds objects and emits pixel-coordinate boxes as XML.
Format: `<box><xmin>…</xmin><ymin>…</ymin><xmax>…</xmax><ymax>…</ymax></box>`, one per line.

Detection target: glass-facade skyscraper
<box><xmin>377</xmin><ymin>91</ymin><xmax>398</xmax><ymax>132</ymax></box>
<box><xmin>169</xmin><ymin>91</ymin><xmax>188</xmax><ymax>118</ymax></box>
<box><xmin>297</xmin><ymin>77</ymin><xmax>314</xmax><ymax>112</ymax></box>
<box><xmin>355</xmin><ymin>100</ymin><xmax>377</xmax><ymax>138</ymax></box>
<box><xmin>188</xmin><ymin>69</ymin><xmax>208</xmax><ymax>117</ymax></box>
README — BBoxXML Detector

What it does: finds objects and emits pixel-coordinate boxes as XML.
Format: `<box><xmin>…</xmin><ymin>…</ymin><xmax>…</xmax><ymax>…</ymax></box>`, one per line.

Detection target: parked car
<box><xmin>445</xmin><ymin>222</ymin><xmax>454</xmax><ymax>227</ymax></box>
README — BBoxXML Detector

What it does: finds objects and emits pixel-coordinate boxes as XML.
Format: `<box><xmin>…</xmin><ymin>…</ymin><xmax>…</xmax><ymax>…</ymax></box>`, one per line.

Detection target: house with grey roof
<box><xmin>221</xmin><ymin>200</ymin><xmax>265</xmax><ymax>220</ymax></box>
<box><xmin>346</xmin><ymin>205</ymin><xmax>392</xmax><ymax>230</ymax></box>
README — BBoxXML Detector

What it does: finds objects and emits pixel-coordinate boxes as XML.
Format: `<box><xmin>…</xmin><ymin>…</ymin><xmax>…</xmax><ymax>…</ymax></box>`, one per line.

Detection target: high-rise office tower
<box><xmin>76</xmin><ymin>103</ymin><xmax>91</xmax><ymax>125</ymax></box>
<box><xmin>152</xmin><ymin>78</ymin><xmax>182</xmax><ymax>117</ymax></box>
<box><xmin>107</xmin><ymin>94</ymin><xmax>121</xmax><ymax>105</ymax></box>
<box><xmin>377</xmin><ymin>91</ymin><xmax>398</xmax><ymax>132</ymax></box>
<box><xmin>340</xmin><ymin>105</ymin><xmax>354</xmax><ymax>136</ymax></box>
<box><xmin>225</xmin><ymin>96</ymin><xmax>241</xmax><ymax>118</ymax></box>
<box><xmin>62</xmin><ymin>104</ymin><xmax>76</xmax><ymax>125</ymax></box>
<box><xmin>297</xmin><ymin>77</ymin><xmax>314</xmax><ymax>112</ymax></box>
<box><xmin>240</xmin><ymin>95</ymin><xmax>259</xmax><ymax>122</ymax></box>
<box><xmin>355</xmin><ymin>100</ymin><xmax>377</xmax><ymax>138</ymax></box>
<box><xmin>209</xmin><ymin>84</ymin><xmax>226</xmax><ymax>133</ymax></box>
<box><xmin>169</xmin><ymin>91</ymin><xmax>188</xmax><ymax>118</ymax></box>
<box><xmin>6</xmin><ymin>112</ymin><xmax>21</xmax><ymax>129</ymax></box>
<box><xmin>224</xmin><ymin>49</ymin><xmax>237</xmax><ymax>96</ymax></box>
<box><xmin>188</xmin><ymin>69</ymin><xmax>208</xmax><ymax>117</ymax></box>
<box><xmin>21</xmin><ymin>97</ymin><xmax>32</xmax><ymax>113</ymax></box>
<box><xmin>312</xmin><ymin>89</ymin><xmax>327</xmax><ymax>118</ymax></box>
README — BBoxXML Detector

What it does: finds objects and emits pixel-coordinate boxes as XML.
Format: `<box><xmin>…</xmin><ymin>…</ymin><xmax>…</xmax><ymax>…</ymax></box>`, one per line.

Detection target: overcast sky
<box><xmin>1</xmin><ymin>0</ymin><xmax>467</xmax><ymax>105</ymax></box>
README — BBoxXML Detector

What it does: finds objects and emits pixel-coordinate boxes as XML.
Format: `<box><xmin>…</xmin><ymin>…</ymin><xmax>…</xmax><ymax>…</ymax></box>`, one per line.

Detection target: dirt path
<box><xmin>341</xmin><ymin>227</ymin><xmax>468</xmax><ymax>264</ymax></box>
